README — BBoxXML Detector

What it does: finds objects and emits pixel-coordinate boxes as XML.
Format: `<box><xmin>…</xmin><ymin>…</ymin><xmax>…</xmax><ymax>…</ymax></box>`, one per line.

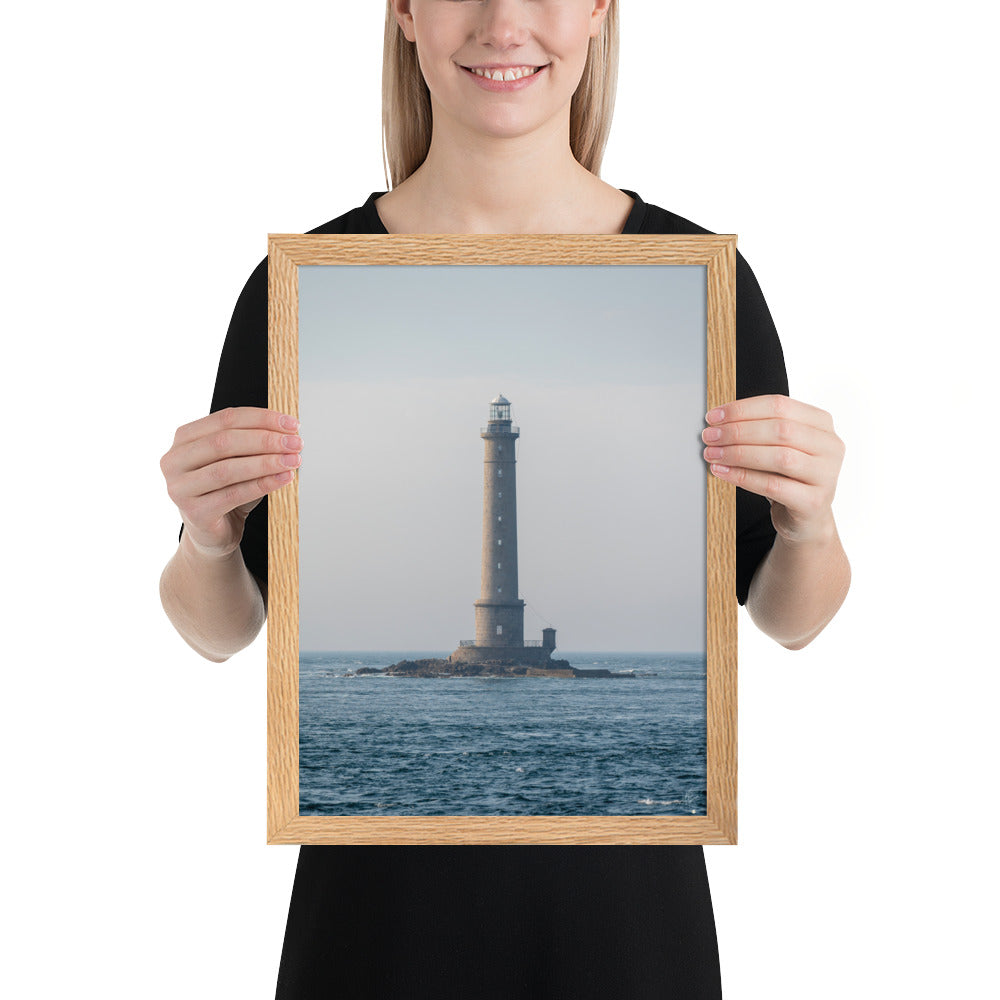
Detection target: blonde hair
<box><xmin>381</xmin><ymin>1</ymin><xmax>620</xmax><ymax>190</ymax></box>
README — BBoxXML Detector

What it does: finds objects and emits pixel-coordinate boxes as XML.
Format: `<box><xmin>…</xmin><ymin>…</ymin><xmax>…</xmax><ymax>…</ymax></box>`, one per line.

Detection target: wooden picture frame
<box><xmin>267</xmin><ymin>234</ymin><xmax>737</xmax><ymax>845</ymax></box>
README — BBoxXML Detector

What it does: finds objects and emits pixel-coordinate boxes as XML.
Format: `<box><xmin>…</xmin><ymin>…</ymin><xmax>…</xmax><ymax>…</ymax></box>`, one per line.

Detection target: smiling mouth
<box><xmin>461</xmin><ymin>65</ymin><xmax>548</xmax><ymax>82</ymax></box>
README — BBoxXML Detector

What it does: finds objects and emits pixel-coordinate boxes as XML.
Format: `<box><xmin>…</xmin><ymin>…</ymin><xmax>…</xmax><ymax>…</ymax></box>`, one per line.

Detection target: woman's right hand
<box><xmin>160</xmin><ymin>406</ymin><xmax>302</xmax><ymax>559</ymax></box>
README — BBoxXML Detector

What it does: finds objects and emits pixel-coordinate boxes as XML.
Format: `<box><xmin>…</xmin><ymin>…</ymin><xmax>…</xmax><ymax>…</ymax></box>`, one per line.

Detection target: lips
<box><xmin>460</xmin><ymin>63</ymin><xmax>549</xmax><ymax>91</ymax></box>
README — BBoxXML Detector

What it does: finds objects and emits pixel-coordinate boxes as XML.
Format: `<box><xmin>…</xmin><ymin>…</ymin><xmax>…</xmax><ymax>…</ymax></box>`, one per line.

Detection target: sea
<box><xmin>299</xmin><ymin>651</ymin><xmax>707</xmax><ymax>817</ymax></box>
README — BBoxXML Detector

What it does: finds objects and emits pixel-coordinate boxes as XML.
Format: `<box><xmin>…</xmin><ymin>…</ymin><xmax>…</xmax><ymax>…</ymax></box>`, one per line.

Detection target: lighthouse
<box><xmin>474</xmin><ymin>394</ymin><xmax>525</xmax><ymax>646</ymax></box>
<box><xmin>450</xmin><ymin>395</ymin><xmax>557</xmax><ymax>667</ymax></box>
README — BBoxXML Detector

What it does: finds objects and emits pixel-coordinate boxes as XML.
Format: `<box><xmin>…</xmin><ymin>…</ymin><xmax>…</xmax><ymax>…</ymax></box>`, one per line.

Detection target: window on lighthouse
<box><xmin>497</xmin><ymin>469</ymin><xmax>503</xmax><ymax>477</ymax></box>
<box><xmin>497</xmin><ymin>539</ymin><xmax>502</xmax><ymax>546</ymax></box>
<box><xmin>496</xmin><ymin>625</ymin><xmax>503</xmax><ymax>636</ymax></box>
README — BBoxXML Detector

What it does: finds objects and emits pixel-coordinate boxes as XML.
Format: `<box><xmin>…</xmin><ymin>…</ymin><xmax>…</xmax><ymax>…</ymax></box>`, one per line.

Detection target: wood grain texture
<box><xmin>266</xmin><ymin>234</ymin><xmax>738</xmax><ymax>845</ymax></box>
<box><xmin>706</xmin><ymin>239</ymin><xmax>738</xmax><ymax>845</ymax></box>
<box><xmin>268</xmin><ymin>233</ymin><xmax>736</xmax><ymax>267</ymax></box>
<box><xmin>266</xmin><ymin>240</ymin><xmax>300</xmax><ymax>842</ymax></box>
<box><xmin>268</xmin><ymin>815</ymin><xmax>735</xmax><ymax>846</ymax></box>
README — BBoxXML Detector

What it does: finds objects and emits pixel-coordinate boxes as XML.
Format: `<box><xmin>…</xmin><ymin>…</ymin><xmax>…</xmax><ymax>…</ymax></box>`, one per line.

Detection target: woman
<box><xmin>161</xmin><ymin>2</ymin><xmax>849</xmax><ymax>996</ymax></box>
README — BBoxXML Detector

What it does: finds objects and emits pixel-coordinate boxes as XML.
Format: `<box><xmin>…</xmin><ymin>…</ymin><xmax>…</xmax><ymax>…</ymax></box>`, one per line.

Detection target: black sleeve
<box><xmin>178</xmin><ymin>256</ymin><xmax>270</xmax><ymax>587</ymax></box>
<box><xmin>734</xmin><ymin>251</ymin><xmax>789</xmax><ymax>604</ymax></box>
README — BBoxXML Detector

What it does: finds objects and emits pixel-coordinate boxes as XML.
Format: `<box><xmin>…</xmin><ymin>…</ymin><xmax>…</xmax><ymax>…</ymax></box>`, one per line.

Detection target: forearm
<box><xmin>159</xmin><ymin>530</ymin><xmax>266</xmax><ymax>662</ymax></box>
<box><xmin>745</xmin><ymin>518</ymin><xmax>851</xmax><ymax>650</ymax></box>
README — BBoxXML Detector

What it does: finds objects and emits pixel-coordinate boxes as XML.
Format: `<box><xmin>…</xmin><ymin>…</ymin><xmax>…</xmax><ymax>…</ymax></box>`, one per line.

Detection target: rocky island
<box><xmin>349</xmin><ymin>657</ymin><xmax>634</xmax><ymax>679</ymax></box>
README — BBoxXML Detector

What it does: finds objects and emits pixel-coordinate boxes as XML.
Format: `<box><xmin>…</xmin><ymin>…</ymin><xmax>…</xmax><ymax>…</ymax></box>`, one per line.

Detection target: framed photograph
<box><xmin>267</xmin><ymin>233</ymin><xmax>737</xmax><ymax>845</ymax></box>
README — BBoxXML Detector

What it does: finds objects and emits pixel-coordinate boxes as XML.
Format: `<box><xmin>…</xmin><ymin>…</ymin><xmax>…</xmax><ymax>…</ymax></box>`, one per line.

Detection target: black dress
<box><xmin>207</xmin><ymin>190</ymin><xmax>788</xmax><ymax>1000</ymax></box>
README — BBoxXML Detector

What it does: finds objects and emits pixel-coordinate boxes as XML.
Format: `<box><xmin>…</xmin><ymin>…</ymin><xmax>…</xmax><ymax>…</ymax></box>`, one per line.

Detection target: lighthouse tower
<box><xmin>450</xmin><ymin>395</ymin><xmax>557</xmax><ymax>667</ymax></box>
<box><xmin>474</xmin><ymin>395</ymin><xmax>525</xmax><ymax>646</ymax></box>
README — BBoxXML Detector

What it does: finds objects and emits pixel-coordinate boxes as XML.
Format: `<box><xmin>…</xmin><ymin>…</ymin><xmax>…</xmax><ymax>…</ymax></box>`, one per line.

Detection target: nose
<box><xmin>476</xmin><ymin>0</ymin><xmax>531</xmax><ymax>50</ymax></box>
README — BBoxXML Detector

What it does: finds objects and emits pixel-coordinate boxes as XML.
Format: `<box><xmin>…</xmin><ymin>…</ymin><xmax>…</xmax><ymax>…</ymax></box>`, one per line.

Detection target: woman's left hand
<box><xmin>701</xmin><ymin>394</ymin><xmax>845</xmax><ymax>545</ymax></box>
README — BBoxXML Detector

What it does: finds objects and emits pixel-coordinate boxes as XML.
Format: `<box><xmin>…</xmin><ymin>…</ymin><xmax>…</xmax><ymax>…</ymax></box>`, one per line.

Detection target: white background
<box><xmin>4</xmin><ymin>2</ymin><xmax>996</xmax><ymax>996</ymax></box>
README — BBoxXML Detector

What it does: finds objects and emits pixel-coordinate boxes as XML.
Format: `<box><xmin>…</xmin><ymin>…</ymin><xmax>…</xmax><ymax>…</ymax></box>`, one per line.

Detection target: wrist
<box><xmin>179</xmin><ymin>524</ymin><xmax>245</xmax><ymax>565</ymax></box>
<box><xmin>773</xmin><ymin>509</ymin><xmax>839</xmax><ymax>550</ymax></box>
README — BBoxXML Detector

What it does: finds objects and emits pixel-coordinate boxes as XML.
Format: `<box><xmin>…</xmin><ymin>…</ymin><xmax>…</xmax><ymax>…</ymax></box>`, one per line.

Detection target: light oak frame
<box><xmin>267</xmin><ymin>234</ymin><xmax>737</xmax><ymax>845</ymax></box>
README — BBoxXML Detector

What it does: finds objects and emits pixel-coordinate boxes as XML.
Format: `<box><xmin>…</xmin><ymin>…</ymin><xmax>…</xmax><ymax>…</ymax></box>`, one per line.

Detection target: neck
<box><xmin>400</xmin><ymin>105</ymin><xmax>596</xmax><ymax>233</ymax></box>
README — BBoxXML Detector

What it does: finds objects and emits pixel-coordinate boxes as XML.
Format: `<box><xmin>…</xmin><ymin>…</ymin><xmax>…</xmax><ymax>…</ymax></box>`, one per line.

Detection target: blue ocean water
<box><xmin>299</xmin><ymin>651</ymin><xmax>706</xmax><ymax>816</ymax></box>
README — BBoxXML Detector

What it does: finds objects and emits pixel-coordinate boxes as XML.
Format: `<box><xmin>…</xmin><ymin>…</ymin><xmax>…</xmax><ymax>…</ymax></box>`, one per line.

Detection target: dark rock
<box><xmin>373</xmin><ymin>657</ymin><xmax>634</xmax><ymax>679</ymax></box>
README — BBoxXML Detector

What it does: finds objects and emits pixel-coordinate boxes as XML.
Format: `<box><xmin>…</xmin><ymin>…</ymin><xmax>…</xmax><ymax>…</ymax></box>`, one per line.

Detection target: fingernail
<box><xmin>704</xmin><ymin>447</ymin><xmax>724</xmax><ymax>461</ymax></box>
<box><xmin>711</xmin><ymin>463</ymin><xmax>731</xmax><ymax>476</ymax></box>
<box><xmin>276</xmin><ymin>469</ymin><xmax>294</xmax><ymax>484</ymax></box>
<box><xmin>703</xmin><ymin>427</ymin><xmax>722</xmax><ymax>442</ymax></box>
<box><xmin>281</xmin><ymin>435</ymin><xmax>303</xmax><ymax>450</ymax></box>
<box><xmin>706</xmin><ymin>408</ymin><xmax>725</xmax><ymax>423</ymax></box>
<box><xmin>279</xmin><ymin>415</ymin><xmax>300</xmax><ymax>431</ymax></box>
<box><xmin>281</xmin><ymin>452</ymin><xmax>302</xmax><ymax>468</ymax></box>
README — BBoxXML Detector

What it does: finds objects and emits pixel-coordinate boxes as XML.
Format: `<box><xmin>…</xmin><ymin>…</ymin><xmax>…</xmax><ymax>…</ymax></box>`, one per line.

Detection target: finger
<box><xmin>708</xmin><ymin>462</ymin><xmax>814</xmax><ymax>510</ymax></box>
<box><xmin>706</xmin><ymin>395</ymin><xmax>834</xmax><ymax>433</ymax></box>
<box><xmin>172</xmin><ymin>407</ymin><xmax>299</xmax><ymax>448</ymax></box>
<box><xmin>185</xmin><ymin>469</ymin><xmax>297</xmax><ymax>527</ymax></box>
<box><xmin>172</xmin><ymin>450</ymin><xmax>303</xmax><ymax>503</ymax></box>
<box><xmin>168</xmin><ymin>428</ymin><xmax>302</xmax><ymax>479</ymax></box>
<box><xmin>702</xmin><ymin>443</ymin><xmax>826</xmax><ymax>486</ymax></box>
<box><xmin>702</xmin><ymin>418</ymin><xmax>839</xmax><ymax>458</ymax></box>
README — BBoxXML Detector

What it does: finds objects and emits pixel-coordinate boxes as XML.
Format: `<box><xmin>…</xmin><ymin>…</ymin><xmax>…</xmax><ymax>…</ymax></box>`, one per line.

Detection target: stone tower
<box><xmin>450</xmin><ymin>394</ymin><xmax>556</xmax><ymax>667</ymax></box>
<box><xmin>473</xmin><ymin>394</ymin><xmax>525</xmax><ymax>646</ymax></box>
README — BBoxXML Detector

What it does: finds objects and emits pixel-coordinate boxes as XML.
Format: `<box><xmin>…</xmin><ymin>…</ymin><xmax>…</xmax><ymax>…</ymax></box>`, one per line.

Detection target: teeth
<box><xmin>471</xmin><ymin>66</ymin><xmax>540</xmax><ymax>82</ymax></box>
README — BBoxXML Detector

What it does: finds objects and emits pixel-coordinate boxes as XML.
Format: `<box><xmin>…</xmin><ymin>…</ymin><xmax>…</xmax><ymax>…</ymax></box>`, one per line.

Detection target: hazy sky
<box><xmin>298</xmin><ymin>264</ymin><xmax>706</xmax><ymax>652</ymax></box>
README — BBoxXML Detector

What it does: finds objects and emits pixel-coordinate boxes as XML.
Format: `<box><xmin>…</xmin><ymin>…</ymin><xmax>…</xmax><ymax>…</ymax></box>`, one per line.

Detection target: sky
<box><xmin>298</xmin><ymin>263</ymin><xmax>707</xmax><ymax>652</ymax></box>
